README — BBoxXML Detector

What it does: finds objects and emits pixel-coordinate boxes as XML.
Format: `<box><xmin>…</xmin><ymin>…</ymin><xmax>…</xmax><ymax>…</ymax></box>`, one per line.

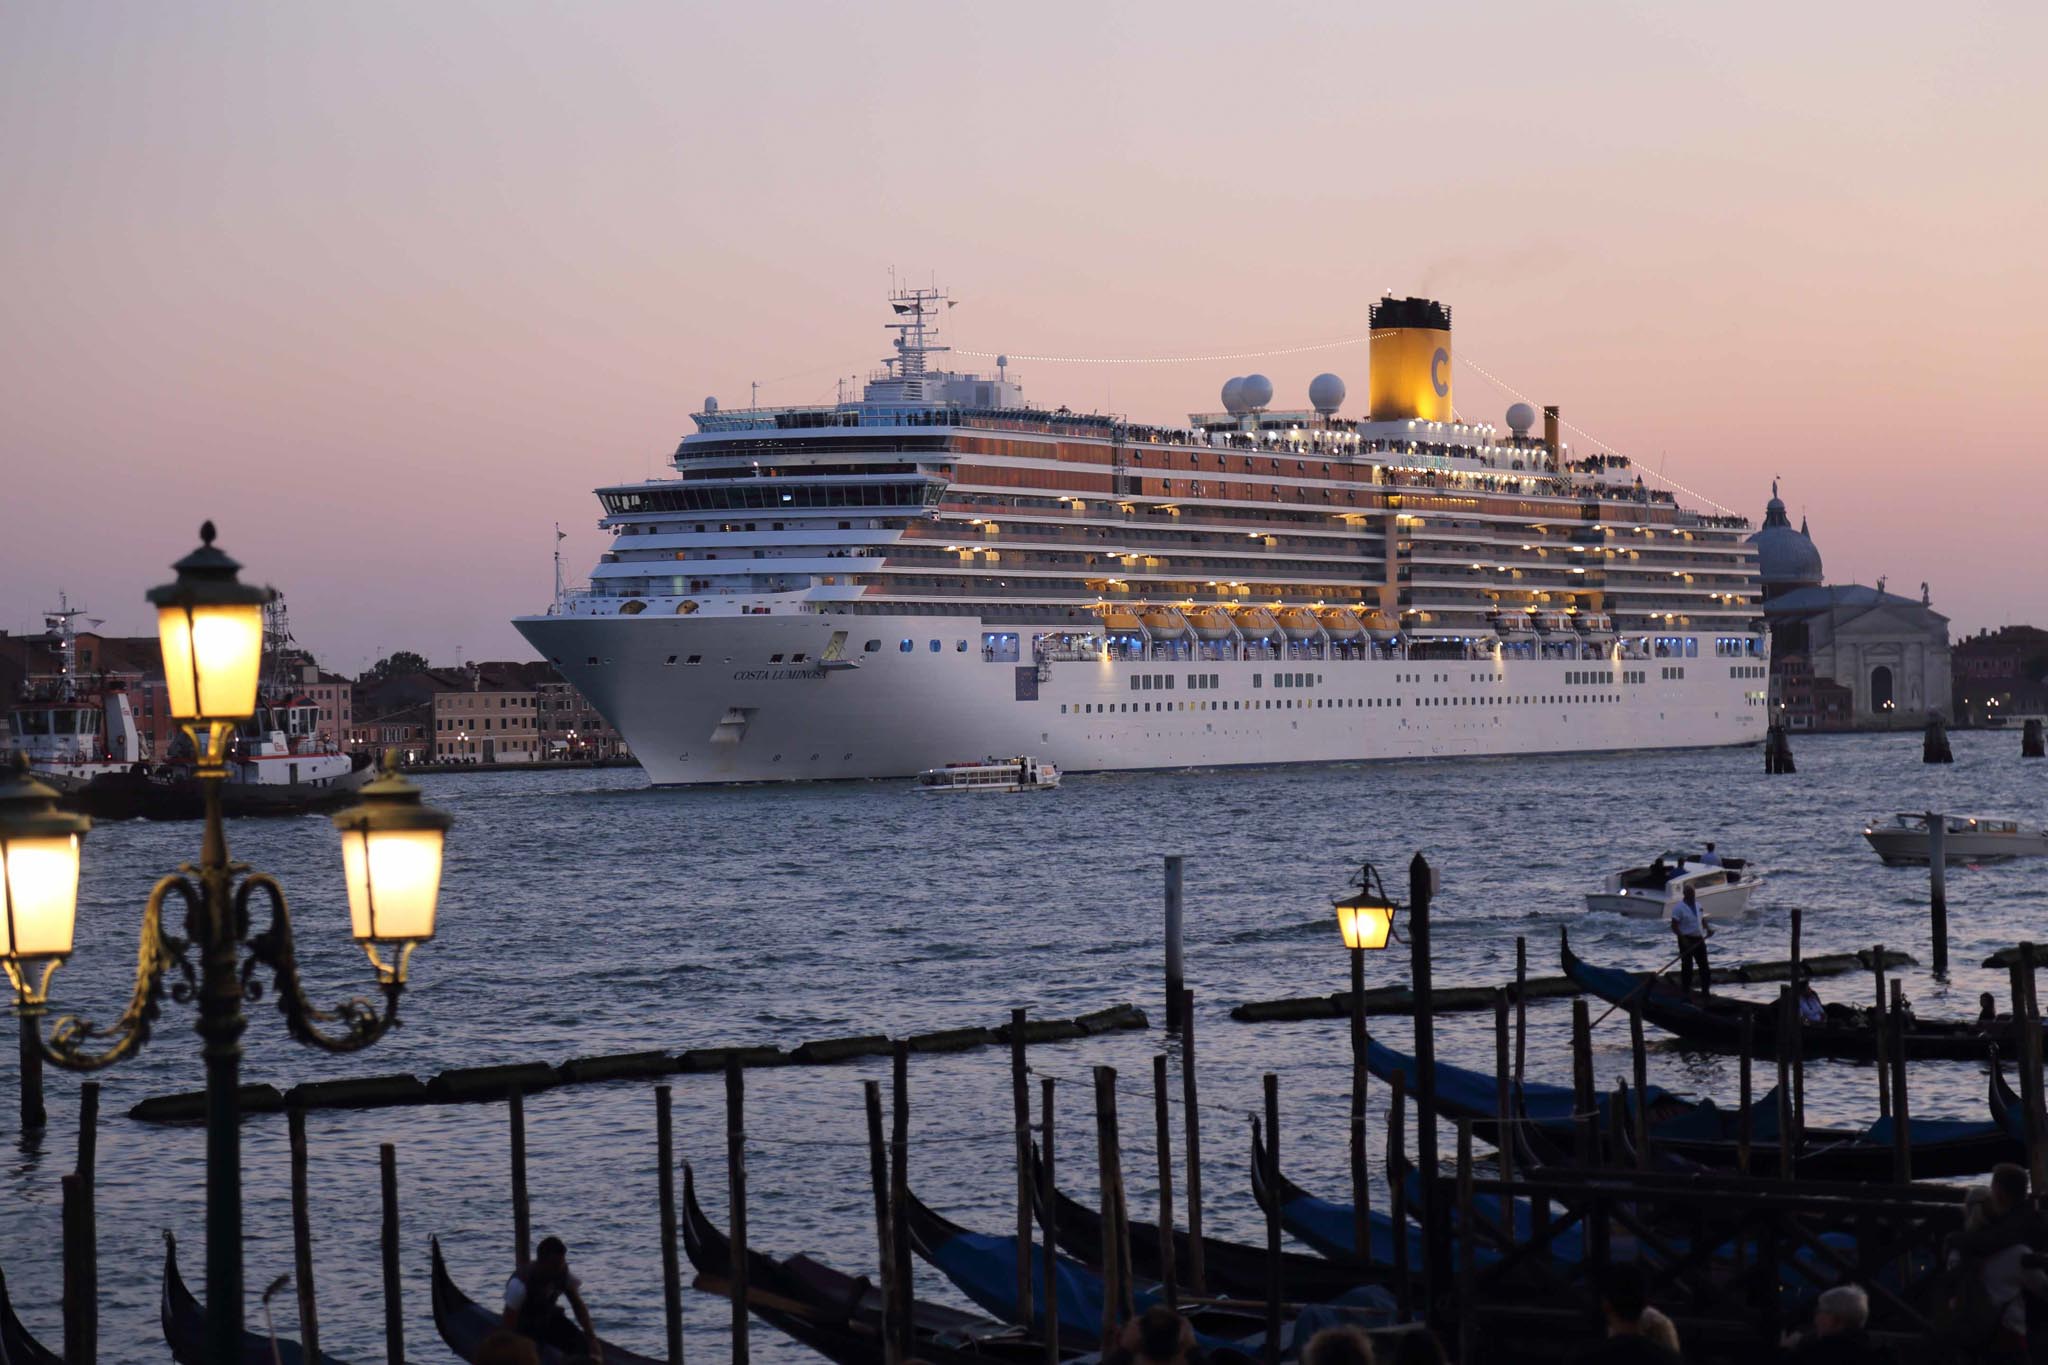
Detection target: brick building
<box><xmin>1951</xmin><ymin>626</ymin><xmax>2048</xmax><ymax>726</ymax></box>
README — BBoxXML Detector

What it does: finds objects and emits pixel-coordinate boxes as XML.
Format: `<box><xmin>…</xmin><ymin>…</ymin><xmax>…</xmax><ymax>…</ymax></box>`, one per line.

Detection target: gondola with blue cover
<box><xmin>162</xmin><ymin>1232</ymin><xmax>351</xmax><ymax>1365</ymax></box>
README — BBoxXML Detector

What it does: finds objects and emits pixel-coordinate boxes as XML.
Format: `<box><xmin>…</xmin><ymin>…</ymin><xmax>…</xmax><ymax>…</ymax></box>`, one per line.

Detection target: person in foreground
<box><xmin>1780</xmin><ymin>1284</ymin><xmax>1895</xmax><ymax>1363</ymax></box>
<box><xmin>1303</xmin><ymin>1324</ymin><xmax>1376</xmax><ymax>1365</ymax></box>
<box><xmin>474</xmin><ymin>1329</ymin><xmax>541</xmax><ymax>1365</ymax></box>
<box><xmin>1105</xmin><ymin>1305</ymin><xmax>1199</xmax><ymax>1364</ymax></box>
<box><xmin>1576</xmin><ymin>1264</ymin><xmax>1681</xmax><ymax>1362</ymax></box>
<box><xmin>504</xmin><ymin>1235</ymin><xmax>603</xmax><ymax>1363</ymax></box>
<box><xmin>1946</xmin><ymin>1164</ymin><xmax>2048</xmax><ymax>1360</ymax></box>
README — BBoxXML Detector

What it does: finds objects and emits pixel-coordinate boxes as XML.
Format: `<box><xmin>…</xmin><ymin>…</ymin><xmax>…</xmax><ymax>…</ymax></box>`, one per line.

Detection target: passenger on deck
<box><xmin>1698</xmin><ymin>842</ymin><xmax>1722</xmax><ymax>867</ymax></box>
<box><xmin>1647</xmin><ymin>855</ymin><xmax>1671</xmax><ymax>887</ymax></box>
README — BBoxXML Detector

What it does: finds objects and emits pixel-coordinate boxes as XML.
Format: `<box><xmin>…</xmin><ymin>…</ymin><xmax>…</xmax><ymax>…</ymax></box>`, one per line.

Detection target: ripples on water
<box><xmin>4</xmin><ymin>732</ymin><xmax>2043</xmax><ymax>1360</ymax></box>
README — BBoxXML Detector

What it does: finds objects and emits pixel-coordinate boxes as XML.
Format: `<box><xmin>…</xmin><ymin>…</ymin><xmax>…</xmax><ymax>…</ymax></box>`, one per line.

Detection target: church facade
<box><xmin>1749</xmin><ymin>484</ymin><xmax>1952</xmax><ymax>730</ymax></box>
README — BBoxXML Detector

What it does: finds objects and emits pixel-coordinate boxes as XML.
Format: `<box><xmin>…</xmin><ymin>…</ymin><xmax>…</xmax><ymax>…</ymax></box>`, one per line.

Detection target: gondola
<box><xmin>162</xmin><ymin>1232</ymin><xmax>350</xmax><ymax>1365</ymax></box>
<box><xmin>899</xmin><ymin>1187</ymin><xmax>1306</xmax><ymax>1359</ymax></box>
<box><xmin>679</xmin><ymin>1162</ymin><xmax>1064</xmax><ymax>1365</ymax></box>
<box><xmin>1029</xmin><ymin>1144</ymin><xmax>1388</xmax><ymax>1301</ymax></box>
<box><xmin>0</xmin><ymin>1263</ymin><xmax>61</xmax><ymax>1365</ymax></box>
<box><xmin>430</xmin><ymin>1238</ymin><xmax>664</xmax><ymax>1365</ymax></box>
<box><xmin>1561</xmin><ymin>929</ymin><xmax>2034</xmax><ymax>1061</ymax></box>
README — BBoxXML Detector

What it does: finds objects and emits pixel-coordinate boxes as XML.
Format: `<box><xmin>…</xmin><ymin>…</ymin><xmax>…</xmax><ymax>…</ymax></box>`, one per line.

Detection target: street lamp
<box><xmin>5</xmin><ymin>525</ymin><xmax>454</xmax><ymax>1364</ymax></box>
<box><xmin>1330</xmin><ymin>862</ymin><xmax>1397</xmax><ymax>1280</ymax></box>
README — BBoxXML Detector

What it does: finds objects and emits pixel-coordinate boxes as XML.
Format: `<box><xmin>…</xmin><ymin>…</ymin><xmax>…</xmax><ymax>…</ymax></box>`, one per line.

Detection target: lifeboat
<box><xmin>1533</xmin><ymin>611</ymin><xmax>1574</xmax><ymax>634</ymax></box>
<box><xmin>1491</xmin><ymin>610</ymin><xmax>1537</xmax><ymax>639</ymax></box>
<box><xmin>1359</xmin><ymin>609</ymin><xmax>1401</xmax><ymax>641</ymax></box>
<box><xmin>1232</xmin><ymin>607</ymin><xmax>1281</xmax><ymax>639</ymax></box>
<box><xmin>1317</xmin><ymin>608</ymin><xmax>1364</xmax><ymax>639</ymax></box>
<box><xmin>1277</xmin><ymin>608</ymin><xmax>1324</xmax><ymax>641</ymax></box>
<box><xmin>1576</xmin><ymin>612</ymin><xmax>1616</xmax><ymax>637</ymax></box>
<box><xmin>1141</xmin><ymin>608</ymin><xmax>1191</xmax><ymax>637</ymax></box>
<box><xmin>1101</xmin><ymin>609</ymin><xmax>1144</xmax><ymax>632</ymax></box>
<box><xmin>1186</xmin><ymin>607</ymin><xmax>1238</xmax><ymax>640</ymax></box>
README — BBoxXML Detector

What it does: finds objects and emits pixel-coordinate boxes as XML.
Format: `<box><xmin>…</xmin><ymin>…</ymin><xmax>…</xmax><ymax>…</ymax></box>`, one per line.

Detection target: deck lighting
<box><xmin>149</xmin><ymin>523</ymin><xmax>274</xmax><ymax>770</ymax></box>
<box><xmin>0</xmin><ymin>755</ymin><xmax>90</xmax><ymax>1005</ymax></box>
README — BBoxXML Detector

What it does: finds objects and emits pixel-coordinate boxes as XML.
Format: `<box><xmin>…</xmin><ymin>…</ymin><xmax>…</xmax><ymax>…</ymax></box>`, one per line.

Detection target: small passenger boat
<box><xmin>916</xmin><ymin>756</ymin><xmax>1059</xmax><ymax>793</ymax></box>
<box><xmin>162</xmin><ymin>1232</ymin><xmax>350</xmax><ymax>1364</ymax></box>
<box><xmin>1863</xmin><ymin>813</ymin><xmax>2048</xmax><ymax>866</ymax></box>
<box><xmin>1584</xmin><ymin>853</ymin><xmax>1756</xmax><ymax>920</ymax></box>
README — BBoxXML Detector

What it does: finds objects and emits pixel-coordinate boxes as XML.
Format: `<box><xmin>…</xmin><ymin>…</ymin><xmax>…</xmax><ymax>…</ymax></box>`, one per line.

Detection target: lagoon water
<box><xmin>3</xmin><ymin>731</ymin><xmax>2044</xmax><ymax>1361</ymax></box>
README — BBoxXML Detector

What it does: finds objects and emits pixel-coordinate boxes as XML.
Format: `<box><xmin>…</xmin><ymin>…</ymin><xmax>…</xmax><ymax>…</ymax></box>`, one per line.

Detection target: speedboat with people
<box><xmin>915</xmin><ymin>755</ymin><xmax>1060</xmax><ymax>793</ymax></box>
<box><xmin>1584</xmin><ymin>850</ymin><xmax>1757</xmax><ymax>919</ymax></box>
<box><xmin>1862</xmin><ymin>813</ymin><xmax>2048</xmax><ymax>866</ymax></box>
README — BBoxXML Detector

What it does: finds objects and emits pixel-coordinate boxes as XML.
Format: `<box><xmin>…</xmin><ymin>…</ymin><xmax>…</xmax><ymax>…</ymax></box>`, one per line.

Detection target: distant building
<box><xmin>1750</xmin><ymin>483</ymin><xmax>1952</xmax><ymax>729</ymax></box>
<box><xmin>347</xmin><ymin>700</ymin><xmax>434</xmax><ymax>764</ymax></box>
<box><xmin>1951</xmin><ymin>626</ymin><xmax>2048</xmax><ymax>726</ymax></box>
<box><xmin>537</xmin><ymin>679</ymin><xmax>627</xmax><ymax>759</ymax></box>
<box><xmin>426</xmin><ymin>662</ymin><xmax>552</xmax><ymax>764</ymax></box>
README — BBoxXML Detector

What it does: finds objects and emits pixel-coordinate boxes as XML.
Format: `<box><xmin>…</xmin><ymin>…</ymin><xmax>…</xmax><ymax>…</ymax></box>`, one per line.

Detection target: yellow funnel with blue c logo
<box><xmin>1368</xmin><ymin>296</ymin><xmax>1453</xmax><ymax>423</ymax></box>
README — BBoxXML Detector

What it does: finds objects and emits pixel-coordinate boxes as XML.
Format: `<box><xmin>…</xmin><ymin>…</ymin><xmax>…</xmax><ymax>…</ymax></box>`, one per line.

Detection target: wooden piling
<box><xmin>76</xmin><ymin>1080</ymin><xmax>98</xmax><ymax>1364</ymax></box>
<box><xmin>289</xmin><ymin>1106</ymin><xmax>319</xmax><ymax>1365</ymax></box>
<box><xmin>2024</xmin><ymin>716</ymin><xmax>2046</xmax><ymax>758</ymax></box>
<box><xmin>1570</xmin><ymin>998</ymin><xmax>1595</xmax><ymax>1167</ymax></box>
<box><xmin>862</xmin><ymin>1080</ymin><xmax>896</xmax><ymax>1365</ymax></box>
<box><xmin>1873</xmin><ymin>944</ymin><xmax>1891</xmax><ymax>1118</ymax></box>
<box><xmin>1493</xmin><ymin>989</ymin><xmax>1514</xmax><ymax>1208</ymax></box>
<box><xmin>1514</xmin><ymin>936</ymin><xmax>1528</xmax><ymax>1088</ymax></box>
<box><xmin>1179</xmin><ymin>987</ymin><xmax>1207</xmax><ymax>1297</ymax></box>
<box><xmin>1351</xmin><ymin>947</ymin><xmax>1370</xmax><ymax>1271</ymax></box>
<box><xmin>2013</xmin><ymin>948</ymin><xmax>2047</xmax><ymax>1193</ymax></box>
<box><xmin>509</xmin><ymin>1086</ymin><xmax>532</xmax><ymax>1267</ymax></box>
<box><xmin>891</xmin><ymin>1042</ymin><xmax>911</xmax><ymax>1365</ymax></box>
<box><xmin>1628</xmin><ymin>1005</ymin><xmax>1650</xmax><ymax>1170</ymax></box>
<box><xmin>1737</xmin><ymin>1011</ymin><xmax>1754</xmax><ymax>1176</ymax></box>
<box><xmin>1040</xmin><ymin>1075</ymin><xmax>1059</xmax><ymax>1365</ymax></box>
<box><xmin>380</xmin><ymin>1143</ymin><xmax>403</xmax><ymax>1365</ymax></box>
<box><xmin>1095</xmin><ymin>1065</ymin><xmax>1124</xmax><ymax>1345</ymax></box>
<box><xmin>62</xmin><ymin>1173</ymin><xmax>85</xmax><ymax>1365</ymax></box>
<box><xmin>18</xmin><ymin>1009</ymin><xmax>45</xmax><ymax>1132</ymax></box>
<box><xmin>1888</xmin><ymin>981</ymin><xmax>1912</xmax><ymax>1183</ymax></box>
<box><xmin>1407</xmin><ymin>852</ymin><xmax>1443</xmax><ymax>1318</ymax></box>
<box><xmin>1789</xmin><ymin>907</ymin><xmax>1806</xmax><ymax>1138</ymax></box>
<box><xmin>1774</xmin><ymin>988</ymin><xmax>1795</xmax><ymax>1179</ymax></box>
<box><xmin>1164</xmin><ymin>855</ymin><xmax>1186</xmax><ymax>1029</ymax></box>
<box><xmin>1929</xmin><ymin>815</ymin><xmax>1949</xmax><ymax>976</ymax></box>
<box><xmin>1455</xmin><ymin>1119</ymin><xmax>1475</xmax><ymax>1365</ymax></box>
<box><xmin>1151</xmin><ymin>1054</ymin><xmax>1179</xmax><ymax>1308</ymax></box>
<box><xmin>1011</xmin><ymin>1008</ymin><xmax>1034</xmax><ymax>1329</ymax></box>
<box><xmin>1390</xmin><ymin>1068</ymin><xmax>1411</xmax><ymax>1318</ymax></box>
<box><xmin>656</xmin><ymin>1086</ymin><xmax>685</xmax><ymax>1365</ymax></box>
<box><xmin>1262</xmin><ymin>1072</ymin><xmax>1282</xmax><ymax>1365</ymax></box>
<box><xmin>725</xmin><ymin>1059</ymin><xmax>751</xmax><ymax>1365</ymax></box>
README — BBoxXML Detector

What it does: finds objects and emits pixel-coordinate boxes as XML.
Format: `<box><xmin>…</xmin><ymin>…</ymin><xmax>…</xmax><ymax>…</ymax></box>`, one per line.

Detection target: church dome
<box><xmin>1747</xmin><ymin>482</ymin><xmax>1823</xmax><ymax>588</ymax></box>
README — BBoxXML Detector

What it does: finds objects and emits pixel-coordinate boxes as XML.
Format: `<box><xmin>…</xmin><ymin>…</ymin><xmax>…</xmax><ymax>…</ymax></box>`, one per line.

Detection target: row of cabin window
<box><xmin>1728</xmin><ymin>664</ymin><xmax>1764</xmax><ymax>678</ymax></box>
<box><xmin>1060</xmin><ymin>691</ymin><xmax>1630</xmax><ymax>716</ymax></box>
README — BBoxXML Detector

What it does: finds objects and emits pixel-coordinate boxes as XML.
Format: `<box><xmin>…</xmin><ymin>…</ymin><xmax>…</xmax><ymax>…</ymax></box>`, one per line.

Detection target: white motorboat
<box><xmin>916</xmin><ymin>755</ymin><xmax>1061</xmax><ymax>793</ymax></box>
<box><xmin>1863</xmin><ymin>813</ymin><xmax>2048</xmax><ymax>866</ymax></box>
<box><xmin>1585</xmin><ymin>853</ymin><xmax>1758</xmax><ymax>920</ymax></box>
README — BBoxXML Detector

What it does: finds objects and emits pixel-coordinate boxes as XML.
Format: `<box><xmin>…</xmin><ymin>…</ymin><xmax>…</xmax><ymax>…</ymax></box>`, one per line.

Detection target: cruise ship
<box><xmin>514</xmin><ymin>290</ymin><xmax>1768</xmax><ymax>785</ymax></box>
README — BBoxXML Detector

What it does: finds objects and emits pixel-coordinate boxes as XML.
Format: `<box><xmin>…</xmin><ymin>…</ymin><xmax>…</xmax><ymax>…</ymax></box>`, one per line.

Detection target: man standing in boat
<box><xmin>503</xmin><ymin>1236</ymin><xmax>602</xmax><ymax>1362</ymax></box>
<box><xmin>1669</xmin><ymin>884</ymin><xmax>1712</xmax><ymax>1000</ymax></box>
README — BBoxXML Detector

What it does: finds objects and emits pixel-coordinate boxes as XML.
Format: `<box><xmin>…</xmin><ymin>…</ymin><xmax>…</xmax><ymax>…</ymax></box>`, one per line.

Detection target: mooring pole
<box><xmin>1179</xmin><ymin>987</ymin><xmax>1206</xmax><ymax>1296</ymax></box>
<box><xmin>288</xmin><ymin>1105</ymin><xmax>319</xmax><ymax>1365</ymax></box>
<box><xmin>1350</xmin><ymin>943</ymin><xmax>1370</xmax><ymax>1273</ymax></box>
<box><xmin>890</xmin><ymin>1042</ymin><xmax>912</xmax><ymax>1364</ymax></box>
<box><xmin>1629</xmin><ymin>1005</ymin><xmax>1650</xmax><ymax>1170</ymax></box>
<box><xmin>380</xmin><ymin>1143</ymin><xmax>403</xmax><ymax>1365</ymax></box>
<box><xmin>1889</xmin><ymin>980</ymin><xmax>1913</xmax><ymax>1184</ymax></box>
<box><xmin>725</xmin><ymin>1059</ymin><xmax>750</xmax><ymax>1365</ymax></box>
<box><xmin>1775</xmin><ymin>989</ymin><xmax>1795</xmax><ymax>1180</ymax></box>
<box><xmin>1390</xmin><ymin>1068</ymin><xmax>1411</xmax><ymax>1319</ymax></box>
<box><xmin>18</xmin><ymin>1007</ymin><xmax>46</xmax><ymax>1132</ymax></box>
<box><xmin>1408</xmin><ymin>852</ymin><xmax>1442</xmax><ymax>1325</ymax></box>
<box><xmin>1040</xmin><ymin>1075</ymin><xmax>1059</xmax><ymax>1365</ymax></box>
<box><xmin>509</xmin><ymin>1086</ymin><xmax>532</xmax><ymax>1267</ymax></box>
<box><xmin>1164</xmin><ymin>855</ymin><xmax>1185</xmax><ymax>1029</ymax></box>
<box><xmin>656</xmin><ymin>1086</ymin><xmax>685</xmax><ymax>1365</ymax></box>
<box><xmin>1872</xmin><ymin>944</ymin><xmax>1891</xmax><ymax>1118</ymax></box>
<box><xmin>1095</xmin><ymin>1065</ymin><xmax>1124</xmax><ymax>1345</ymax></box>
<box><xmin>1513</xmin><ymin>935</ymin><xmax>1528</xmax><ymax>1089</ymax></box>
<box><xmin>1790</xmin><ymin>907</ymin><xmax>1806</xmax><ymax>1137</ymax></box>
<box><xmin>862</xmin><ymin>1080</ymin><xmax>896</xmax><ymax>1365</ymax></box>
<box><xmin>1011</xmin><ymin>1008</ymin><xmax>1033</xmax><ymax>1330</ymax></box>
<box><xmin>76</xmin><ymin>1081</ymin><xmax>98</xmax><ymax>1363</ymax></box>
<box><xmin>1262</xmin><ymin>1072</ymin><xmax>1282</xmax><ymax>1365</ymax></box>
<box><xmin>62</xmin><ymin>1173</ymin><xmax>85</xmax><ymax>1365</ymax></box>
<box><xmin>1152</xmin><ymin>1054</ymin><xmax>1178</xmax><ymax>1308</ymax></box>
<box><xmin>1928</xmin><ymin>814</ymin><xmax>1949</xmax><ymax>977</ymax></box>
<box><xmin>1737</xmin><ymin>1011</ymin><xmax>1754</xmax><ymax>1176</ymax></box>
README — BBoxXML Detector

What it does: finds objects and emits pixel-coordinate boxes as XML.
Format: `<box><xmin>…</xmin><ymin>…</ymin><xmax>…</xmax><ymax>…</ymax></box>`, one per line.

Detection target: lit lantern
<box><xmin>332</xmin><ymin>756</ymin><xmax>454</xmax><ymax>957</ymax></box>
<box><xmin>148</xmin><ymin>522</ymin><xmax>275</xmax><ymax>727</ymax></box>
<box><xmin>0</xmin><ymin>754</ymin><xmax>92</xmax><ymax>1000</ymax></box>
<box><xmin>1333</xmin><ymin>883</ymin><xmax>1396</xmax><ymax>951</ymax></box>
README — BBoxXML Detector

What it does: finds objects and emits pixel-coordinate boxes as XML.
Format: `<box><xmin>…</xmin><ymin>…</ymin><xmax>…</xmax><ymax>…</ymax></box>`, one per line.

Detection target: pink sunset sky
<box><xmin>2</xmin><ymin>2</ymin><xmax>2042</xmax><ymax>669</ymax></box>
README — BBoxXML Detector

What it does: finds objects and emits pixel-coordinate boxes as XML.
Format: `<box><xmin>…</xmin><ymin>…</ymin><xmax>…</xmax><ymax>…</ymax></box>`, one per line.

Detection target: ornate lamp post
<box><xmin>2</xmin><ymin>525</ymin><xmax>453</xmax><ymax>1364</ymax></box>
<box><xmin>1332</xmin><ymin>864</ymin><xmax>1396</xmax><ymax>1279</ymax></box>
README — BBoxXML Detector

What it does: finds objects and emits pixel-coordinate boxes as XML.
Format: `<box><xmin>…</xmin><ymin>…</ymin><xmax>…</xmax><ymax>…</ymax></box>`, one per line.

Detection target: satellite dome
<box><xmin>704</xmin><ymin>396</ymin><xmax>720</xmax><ymax>413</ymax></box>
<box><xmin>1505</xmin><ymin>402</ymin><xmax>1535</xmax><ymax>435</ymax></box>
<box><xmin>1239</xmin><ymin>374</ymin><xmax>1274</xmax><ymax>410</ymax></box>
<box><xmin>1308</xmin><ymin>373</ymin><xmax>1347</xmax><ymax>415</ymax></box>
<box><xmin>1221</xmin><ymin>377</ymin><xmax>1247</xmax><ymax>414</ymax></box>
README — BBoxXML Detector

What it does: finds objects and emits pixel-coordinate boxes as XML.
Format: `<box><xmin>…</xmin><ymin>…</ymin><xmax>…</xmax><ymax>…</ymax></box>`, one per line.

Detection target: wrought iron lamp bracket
<box><xmin>237</xmin><ymin>872</ymin><xmax>401</xmax><ymax>1053</ymax></box>
<box><xmin>38</xmin><ymin>874</ymin><xmax>196</xmax><ymax>1070</ymax></box>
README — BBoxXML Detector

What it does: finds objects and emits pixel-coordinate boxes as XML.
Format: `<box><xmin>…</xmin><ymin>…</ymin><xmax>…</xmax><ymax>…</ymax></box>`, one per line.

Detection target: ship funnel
<box><xmin>1543</xmin><ymin>405</ymin><xmax>1560</xmax><ymax>463</ymax></box>
<box><xmin>1367</xmin><ymin>296</ymin><xmax>1453</xmax><ymax>423</ymax></box>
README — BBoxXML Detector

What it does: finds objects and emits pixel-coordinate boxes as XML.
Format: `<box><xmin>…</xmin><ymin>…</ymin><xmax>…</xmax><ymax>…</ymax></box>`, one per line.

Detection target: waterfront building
<box><xmin>517</xmin><ymin>289</ymin><xmax>1770</xmax><ymax>784</ymax></box>
<box><xmin>286</xmin><ymin>660</ymin><xmax>353</xmax><ymax>750</ymax></box>
<box><xmin>538</xmin><ymin>678</ymin><xmax>628</xmax><ymax>759</ymax></box>
<box><xmin>346</xmin><ymin>700</ymin><xmax>434</xmax><ymax>764</ymax></box>
<box><xmin>1751</xmin><ymin>484</ymin><xmax>1952</xmax><ymax>729</ymax></box>
<box><xmin>1951</xmin><ymin>626</ymin><xmax>2048</xmax><ymax>726</ymax></box>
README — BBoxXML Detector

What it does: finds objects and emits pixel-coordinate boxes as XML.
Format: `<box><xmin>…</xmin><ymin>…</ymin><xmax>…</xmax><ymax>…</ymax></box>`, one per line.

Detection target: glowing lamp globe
<box><xmin>1333</xmin><ymin>886</ymin><xmax>1396</xmax><ymax>951</ymax></box>
<box><xmin>331</xmin><ymin>756</ymin><xmax>453</xmax><ymax>952</ymax></box>
<box><xmin>147</xmin><ymin>523</ymin><xmax>276</xmax><ymax>724</ymax></box>
<box><xmin>0</xmin><ymin>754</ymin><xmax>92</xmax><ymax>999</ymax></box>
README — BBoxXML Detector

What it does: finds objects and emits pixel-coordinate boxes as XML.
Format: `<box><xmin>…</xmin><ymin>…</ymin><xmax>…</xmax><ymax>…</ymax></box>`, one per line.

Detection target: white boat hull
<box><xmin>1865</xmin><ymin>829</ymin><xmax>2048</xmax><ymax>866</ymax></box>
<box><xmin>514</xmin><ymin>608</ymin><xmax>1769</xmax><ymax>786</ymax></box>
<box><xmin>1584</xmin><ymin>879</ymin><xmax>1757</xmax><ymax>920</ymax></box>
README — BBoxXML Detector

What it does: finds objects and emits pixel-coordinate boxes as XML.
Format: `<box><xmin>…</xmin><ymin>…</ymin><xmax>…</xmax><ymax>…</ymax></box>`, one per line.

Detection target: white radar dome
<box><xmin>1239</xmin><ymin>373</ymin><xmax>1274</xmax><ymax>410</ymax></box>
<box><xmin>1505</xmin><ymin>402</ymin><xmax>1535</xmax><ymax>435</ymax></box>
<box><xmin>1221</xmin><ymin>377</ymin><xmax>1248</xmax><ymax>414</ymax></box>
<box><xmin>1308</xmin><ymin>373</ymin><xmax>1347</xmax><ymax>415</ymax></box>
<box><xmin>705</xmin><ymin>396</ymin><xmax>720</xmax><ymax>413</ymax></box>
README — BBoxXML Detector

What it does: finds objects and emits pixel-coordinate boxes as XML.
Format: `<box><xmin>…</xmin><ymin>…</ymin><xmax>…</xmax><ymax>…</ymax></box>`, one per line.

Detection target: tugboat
<box><xmin>6</xmin><ymin>597</ymin><xmax>152</xmax><ymax>812</ymax></box>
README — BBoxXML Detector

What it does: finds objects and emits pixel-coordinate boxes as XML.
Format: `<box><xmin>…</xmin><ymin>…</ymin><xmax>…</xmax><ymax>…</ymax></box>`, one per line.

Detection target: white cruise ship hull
<box><xmin>516</xmin><ymin>609</ymin><xmax>1768</xmax><ymax>786</ymax></box>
